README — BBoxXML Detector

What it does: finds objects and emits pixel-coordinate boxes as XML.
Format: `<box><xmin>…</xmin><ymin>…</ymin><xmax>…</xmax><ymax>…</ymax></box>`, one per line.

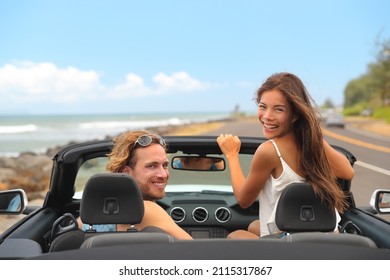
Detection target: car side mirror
<box><xmin>370</xmin><ymin>189</ymin><xmax>390</xmax><ymax>214</ymax></box>
<box><xmin>0</xmin><ymin>189</ymin><xmax>28</xmax><ymax>215</ymax></box>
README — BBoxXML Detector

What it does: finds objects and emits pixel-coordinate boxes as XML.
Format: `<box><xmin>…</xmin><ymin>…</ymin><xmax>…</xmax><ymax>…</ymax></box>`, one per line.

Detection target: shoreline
<box><xmin>0</xmin><ymin>111</ymin><xmax>234</xmax><ymax>158</ymax></box>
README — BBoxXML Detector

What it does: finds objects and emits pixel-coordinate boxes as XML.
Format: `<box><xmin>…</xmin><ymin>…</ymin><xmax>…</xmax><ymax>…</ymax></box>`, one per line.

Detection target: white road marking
<box><xmin>355</xmin><ymin>161</ymin><xmax>390</xmax><ymax>176</ymax></box>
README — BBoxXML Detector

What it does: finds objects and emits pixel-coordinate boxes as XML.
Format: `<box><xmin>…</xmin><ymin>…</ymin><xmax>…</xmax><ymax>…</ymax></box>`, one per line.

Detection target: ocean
<box><xmin>0</xmin><ymin>112</ymin><xmax>231</xmax><ymax>157</ymax></box>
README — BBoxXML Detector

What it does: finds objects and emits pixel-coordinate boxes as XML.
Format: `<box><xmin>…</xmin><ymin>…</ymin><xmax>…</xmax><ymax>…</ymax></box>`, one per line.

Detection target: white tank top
<box><xmin>258</xmin><ymin>139</ymin><xmax>305</xmax><ymax>236</ymax></box>
<box><xmin>258</xmin><ymin>140</ymin><xmax>340</xmax><ymax>236</ymax></box>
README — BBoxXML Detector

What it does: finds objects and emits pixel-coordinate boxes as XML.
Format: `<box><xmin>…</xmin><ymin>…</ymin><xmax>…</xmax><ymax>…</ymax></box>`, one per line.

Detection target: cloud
<box><xmin>109</xmin><ymin>71</ymin><xmax>209</xmax><ymax>99</ymax></box>
<box><xmin>153</xmin><ymin>71</ymin><xmax>206</xmax><ymax>91</ymax></box>
<box><xmin>0</xmin><ymin>61</ymin><xmax>103</xmax><ymax>103</ymax></box>
<box><xmin>110</xmin><ymin>73</ymin><xmax>153</xmax><ymax>98</ymax></box>
<box><xmin>0</xmin><ymin>62</ymin><xmax>212</xmax><ymax>104</ymax></box>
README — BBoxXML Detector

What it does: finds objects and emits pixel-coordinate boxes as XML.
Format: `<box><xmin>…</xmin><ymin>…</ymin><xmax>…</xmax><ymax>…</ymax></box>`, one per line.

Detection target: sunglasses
<box><xmin>134</xmin><ymin>134</ymin><xmax>166</xmax><ymax>148</ymax></box>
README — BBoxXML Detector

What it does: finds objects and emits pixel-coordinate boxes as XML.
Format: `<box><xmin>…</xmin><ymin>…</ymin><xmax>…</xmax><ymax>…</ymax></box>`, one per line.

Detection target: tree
<box><xmin>369</xmin><ymin>39</ymin><xmax>390</xmax><ymax>106</ymax></box>
<box><xmin>344</xmin><ymin>76</ymin><xmax>371</xmax><ymax>107</ymax></box>
<box><xmin>322</xmin><ymin>98</ymin><xmax>334</xmax><ymax>109</ymax></box>
<box><xmin>343</xmin><ymin>37</ymin><xmax>390</xmax><ymax>108</ymax></box>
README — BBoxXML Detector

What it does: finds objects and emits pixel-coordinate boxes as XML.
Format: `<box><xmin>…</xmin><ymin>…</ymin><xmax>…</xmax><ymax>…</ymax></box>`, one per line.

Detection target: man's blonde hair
<box><xmin>106</xmin><ymin>130</ymin><xmax>166</xmax><ymax>172</ymax></box>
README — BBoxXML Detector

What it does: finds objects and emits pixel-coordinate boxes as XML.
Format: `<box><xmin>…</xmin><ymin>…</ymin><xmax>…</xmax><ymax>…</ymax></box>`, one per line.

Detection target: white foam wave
<box><xmin>78</xmin><ymin>118</ymin><xmax>190</xmax><ymax>131</ymax></box>
<box><xmin>0</xmin><ymin>112</ymin><xmax>230</xmax><ymax>156</ymax></box>
<box><xmin>0</xmin><ymin>124</ymin><xmax>37</xmax><ymax>134</ymax></box>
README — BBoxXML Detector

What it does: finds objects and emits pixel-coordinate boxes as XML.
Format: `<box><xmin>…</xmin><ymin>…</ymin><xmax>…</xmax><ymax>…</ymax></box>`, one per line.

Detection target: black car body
<box><xmin>1</xmin><ymin>136</ymin><xmax>390</xmax><ymax>259</ymax></box>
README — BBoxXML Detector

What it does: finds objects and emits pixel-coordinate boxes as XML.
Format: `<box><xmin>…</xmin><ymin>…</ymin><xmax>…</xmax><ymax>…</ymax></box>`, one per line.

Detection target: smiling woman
<box><xmin>217</xmin><ymin>72</ymin><xmax>355</xmax><ymax>238</ymax></box>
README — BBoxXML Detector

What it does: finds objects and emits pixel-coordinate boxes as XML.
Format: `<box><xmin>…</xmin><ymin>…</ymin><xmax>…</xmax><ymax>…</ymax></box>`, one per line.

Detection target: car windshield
<box><xmin>73</xmin><ymin>153</ymin><xmax>253</xmax><ymax>198</ymax></box>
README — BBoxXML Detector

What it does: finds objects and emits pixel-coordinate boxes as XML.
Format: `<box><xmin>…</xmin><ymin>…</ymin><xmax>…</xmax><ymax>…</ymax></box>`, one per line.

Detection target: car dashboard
<box><xmin>158</xmin><ymin>187</ymin><xmax>259</xmax><ymax>238</ymax></box>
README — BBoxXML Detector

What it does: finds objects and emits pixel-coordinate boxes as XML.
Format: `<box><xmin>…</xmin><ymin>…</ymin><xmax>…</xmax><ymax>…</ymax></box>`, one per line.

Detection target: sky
<box><xmin>0</xmin><ymin>0</ymin><xmax>389</xmax><ymax>115</ymax></box>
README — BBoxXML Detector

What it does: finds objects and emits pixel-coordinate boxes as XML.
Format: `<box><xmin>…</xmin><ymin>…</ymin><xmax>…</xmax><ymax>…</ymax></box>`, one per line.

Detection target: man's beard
<box><xmin>141</xmin><ymin>188</ymin><xmax>165</xmax><ymax>201</ymax></box>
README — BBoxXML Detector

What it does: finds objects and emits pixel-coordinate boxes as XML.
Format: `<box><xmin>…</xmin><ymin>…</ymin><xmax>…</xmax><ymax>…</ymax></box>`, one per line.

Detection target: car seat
<box><xmin>274</xmin><ymin>182</ymin><xmax>377</xmax><ymax>248</ymax></box>
<box><xmin>49</xmin><ymin>173</ymin><xmax>174</xmax><ymax>252</ymax></box>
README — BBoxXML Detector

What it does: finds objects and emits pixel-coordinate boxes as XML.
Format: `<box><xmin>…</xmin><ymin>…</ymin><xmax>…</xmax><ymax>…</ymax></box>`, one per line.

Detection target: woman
<box><xmin>217</xmin><ymin>72</ymin><xmax>354</xmax><ymax>238</ymax></box>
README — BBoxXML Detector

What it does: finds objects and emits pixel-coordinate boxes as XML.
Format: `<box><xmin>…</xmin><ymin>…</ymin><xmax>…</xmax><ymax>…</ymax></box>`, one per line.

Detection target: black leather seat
<box><xmin>274</xmin><ymin>182</ymin><xmax>376</xmax><ymax>248</ymax></box>
<box><xmin>49</xmin><ymin>173</ymin><xmax>173</xmax><ymax>252</ymax></box>
<box><xmin>275</xmin><ymin>182</ymin><xmax>336</xmax><ymax>233</ymax></box>
<box><xmin>80</xmin><ymin>172</ymin><xmax>144</xmax><ymax>231</ymax></box>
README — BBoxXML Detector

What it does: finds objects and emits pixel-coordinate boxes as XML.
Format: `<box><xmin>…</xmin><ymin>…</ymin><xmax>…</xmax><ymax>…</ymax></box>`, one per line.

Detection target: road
<box><xmin>204</xmin><ymin>118</ymin><xmax>390</xmax><ymax>209</ymax></box>
<box><xmin>322</xmin><ymin>125</ymin><xmax>390</xmax><ymax>207</ymax></box>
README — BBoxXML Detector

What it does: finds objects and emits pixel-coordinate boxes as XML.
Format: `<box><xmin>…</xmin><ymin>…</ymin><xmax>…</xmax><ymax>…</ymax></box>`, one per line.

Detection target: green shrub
<box><xmin>373</xmin><ymin>107</ymin><xmax>390</xmax><ymax>123</ymax></box>
<box><xmin>343</xmin><ymin>103</ymin><xmax>367</xmax><ymax>116</ymax></box>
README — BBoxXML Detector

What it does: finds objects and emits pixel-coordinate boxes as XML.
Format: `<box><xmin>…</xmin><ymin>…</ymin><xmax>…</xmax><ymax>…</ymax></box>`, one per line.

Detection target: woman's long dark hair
<box><xmin>256</xmin><ymin>72</ymin><xmax>347</xmax><ymax>212</ymax></box>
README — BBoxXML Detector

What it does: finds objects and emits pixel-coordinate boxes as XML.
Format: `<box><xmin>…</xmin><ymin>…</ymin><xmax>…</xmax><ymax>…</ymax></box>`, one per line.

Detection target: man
<box><xmin>106</xmin><ymin>130</ymin><xmax>169</xmax><ymax>202</ymax></box>
<box><xmin>80</xmin><ymin>130</ymin><xmax>192</xmax><ymax>240</ymax></box>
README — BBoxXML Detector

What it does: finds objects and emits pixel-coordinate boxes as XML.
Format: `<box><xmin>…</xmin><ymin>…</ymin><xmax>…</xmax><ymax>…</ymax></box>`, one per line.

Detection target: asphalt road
<box><xmin>203</xmin><ymin>118</ymin><xmax>390</xmax><ymax>210</ymax></box>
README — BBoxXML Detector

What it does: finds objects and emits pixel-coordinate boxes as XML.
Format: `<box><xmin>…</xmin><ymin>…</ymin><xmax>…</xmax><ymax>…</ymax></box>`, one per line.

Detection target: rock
<box><xmin>0</xmin><ymin>167</ymin><xmax>17</xmax><ymax>182</ymax></box>
<box><xmin>0</xmin><ymin>153</ymin><xmax>52</xmax><ymax>199</ymax></box>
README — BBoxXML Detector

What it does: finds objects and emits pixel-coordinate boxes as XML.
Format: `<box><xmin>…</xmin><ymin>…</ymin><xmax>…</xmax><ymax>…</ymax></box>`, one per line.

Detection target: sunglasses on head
<box><xmin>134</xmin><ymin>134</ymin><xmax>166</xmax><ymax>148</ymax></box>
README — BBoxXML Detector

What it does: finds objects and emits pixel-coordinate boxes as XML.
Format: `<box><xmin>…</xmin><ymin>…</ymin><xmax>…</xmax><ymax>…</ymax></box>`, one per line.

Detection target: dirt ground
<box><xmin>345</xmin><ymin>116</ymin><xmax>390</xmax><ymax>137</ymax></box>
<box><xmin>170</xmin><ymin>116</ymin><xmax>390</xmax><ymax>138</ymax></box>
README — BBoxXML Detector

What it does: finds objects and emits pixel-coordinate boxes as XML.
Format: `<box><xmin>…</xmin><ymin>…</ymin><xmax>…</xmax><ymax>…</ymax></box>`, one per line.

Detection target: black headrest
<box><xmin>80</xmin><ymin>173</ymin><xmax>144</xmax><ymax>225</ymax></box>
<box><xmin>275</xmin><ymin>182</ymin><xmax>336</xmax><ymax>232</ymax></box>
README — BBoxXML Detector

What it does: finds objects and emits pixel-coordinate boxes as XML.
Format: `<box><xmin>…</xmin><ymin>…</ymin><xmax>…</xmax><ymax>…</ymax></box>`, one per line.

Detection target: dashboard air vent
<box><xmin>192</xmin><ymin>207</ymin><xmax>208</xmax><ymax>223</ymax></box>
<box><xmin>170</xmin><ymin>207</ymin><xmax>186</xmax><ymax>223</ymax></box>
<box><xmin>215</xmin><ymin>207</ymin><xmax>231</xmax><ymax>223</ymax></box>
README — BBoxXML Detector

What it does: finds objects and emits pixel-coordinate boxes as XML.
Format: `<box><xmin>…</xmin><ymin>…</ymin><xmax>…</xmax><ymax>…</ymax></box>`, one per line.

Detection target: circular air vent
<box><xmin>169</xmin><ymin>207</ymin><xmax>186</xmax><ymax>223</ymax></box>
<box><xmin>215</xmin><ymin>207</ymin><xmax>231</xmax><ymax>223</ymax></box>
<box><xmin>192</xmin><ymin>207</ymin><xmax>208</xmax><ymax>223</ymax></box>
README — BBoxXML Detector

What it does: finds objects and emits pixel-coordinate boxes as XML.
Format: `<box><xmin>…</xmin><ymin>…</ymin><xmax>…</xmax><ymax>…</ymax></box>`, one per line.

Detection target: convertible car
<box><xmin>0</xmin><ymin>135</ymin><xmax>390</xmax><ymax>259</ymax></box>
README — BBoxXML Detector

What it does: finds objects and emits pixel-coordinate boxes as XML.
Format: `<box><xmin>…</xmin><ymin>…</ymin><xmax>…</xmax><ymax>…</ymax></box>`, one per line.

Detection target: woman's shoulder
<box><xmin>256</xmin><ymin>140</ymin><xmax>278</xmax><ymax>157</ymax></box>
<box><xmin>257</xmin><ymin>138</ymin><xmax>298</xmax><ymax>161</ymax></box>
<box><xmin>258</xmin><ymin>140</ymin><xmax>274</xmax><ymax>150</ymax></box>
<box><xmin>269</xmin><ymin>136</ymin><xmax>298</xmax><ymax>153</ymax></box>
<box><xmin>252</xmin><ymin>141</ymin><xmax>281</xmax><ymax>169</ymax></box>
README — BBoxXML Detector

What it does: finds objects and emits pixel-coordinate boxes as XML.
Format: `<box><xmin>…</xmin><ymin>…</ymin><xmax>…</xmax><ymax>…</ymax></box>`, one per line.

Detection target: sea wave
<box><xmin>0</xmin><ymin>112</ymin><xmax>230</xmax><ymax>157</ymax></box>
<box><xmin>78</xmin><ymin>117</ymin><xmax>190</xmax><ymax>130</ymax></box>
<box><xmin>0</xmin><ymin>124</ymin><xmax>37</xmax><ymax>134</ymax></box>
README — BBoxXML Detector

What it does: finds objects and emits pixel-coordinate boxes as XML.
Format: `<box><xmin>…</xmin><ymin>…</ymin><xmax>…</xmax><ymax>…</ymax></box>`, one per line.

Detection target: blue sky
<box><xmin>0</xmin><ymin>0</ymin><xmax>389</xmax><ymax>115</ymax></box>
